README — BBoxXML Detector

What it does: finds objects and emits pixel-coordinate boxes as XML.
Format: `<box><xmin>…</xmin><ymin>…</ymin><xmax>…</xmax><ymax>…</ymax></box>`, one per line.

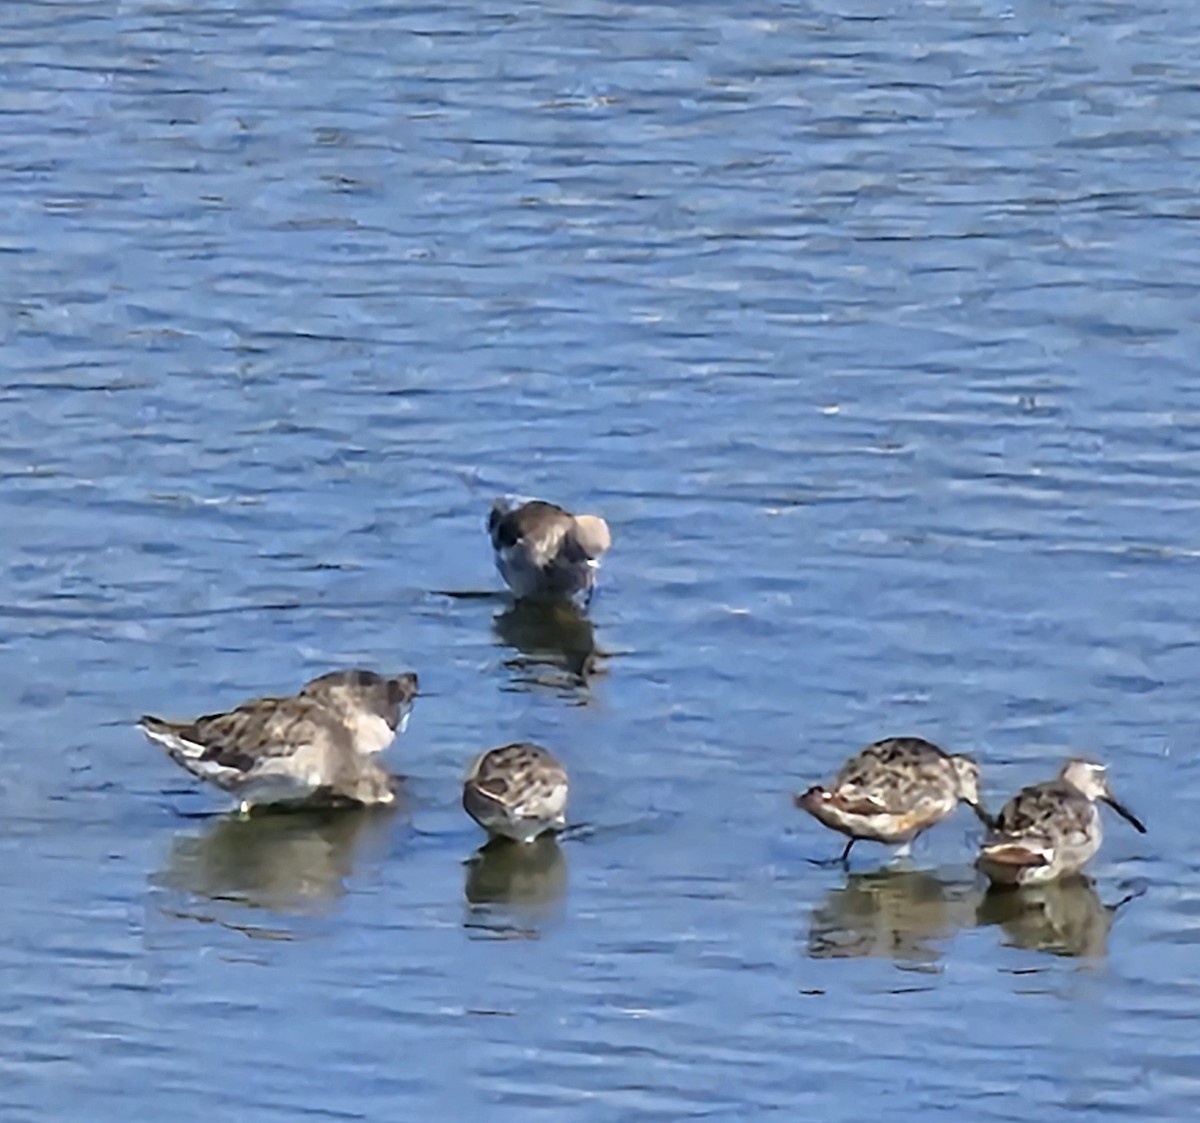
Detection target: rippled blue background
<box><xmin>2</xmin><ymin>1</ymin><xmax>1198</xmax><ymax>1118</ymax></box>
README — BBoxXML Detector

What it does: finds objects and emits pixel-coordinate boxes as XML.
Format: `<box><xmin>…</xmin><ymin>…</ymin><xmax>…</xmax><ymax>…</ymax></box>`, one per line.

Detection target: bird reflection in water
<box><xmin>492</xmin><ymin>599</ymin><xmax>603</xmax><ymax>690</ymax></box>
<box><xmin>462</xmin><ymin>836</ymin><xmax>568</xmax><ymax>939</ymax></box>
<box><xmin>976</xmin><ymin>876</ymin><xmax>1146</xmax><ymax>959</ymax></box>
<box><xmin>154</xmin><ymin>804</ymin><xmax>399</xmax><ymax>929</ymax></box>
<box><xmin>806</xmin><ymin>867</ymin><xmax>979</xmax><ymax>969</ymax></box>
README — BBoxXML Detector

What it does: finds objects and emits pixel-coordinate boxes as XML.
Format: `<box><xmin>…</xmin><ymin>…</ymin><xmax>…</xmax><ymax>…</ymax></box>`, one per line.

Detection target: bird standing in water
<box><xmin>795</xmin><ymin>736</ymin><xmax>990</xmax><ymax>863</ymax></box>
<box><xmin>976</xmin><ymin>758</ymin><xmax>1145</xmax><ymax>887</ymax></box>
<box><xmin>488</xmin><ymin>497</ymin><xmax>611</xmax><ymax>606</ymax></box>
<box><xmin>139</xmin><ymin>669</ymin><xmax>419</xmax><ymax>813</ymax></box>
<box><xmin>462</xmin><ymin>742</ymin><xmax>569</xmax><ymax>844</ymax></box>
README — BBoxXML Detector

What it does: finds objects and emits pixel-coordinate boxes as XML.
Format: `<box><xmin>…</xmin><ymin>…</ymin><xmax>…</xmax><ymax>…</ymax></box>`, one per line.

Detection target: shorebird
<box><xmin>794</xmin><ymin>736</ymin><xmax>990</xmax><ymax>863</ymax></box>
<box><xmin>139</xmin><ymin>669</ymin><xmax>419</xmax><ymax>813</ymax></box>
<box><xmin>487</xmin><ymin>497</ymin><xmax>611</xmax><ymax>605</ymax></box>
<box><xmin>976</xmin><ymin>758</ymin><xmax>1146</xmax><ymax>888</ymax></box>
<box><xmin>462</xmin><ymin>742</ymin><xmax>568</xmax><ymax>844</ymax></box>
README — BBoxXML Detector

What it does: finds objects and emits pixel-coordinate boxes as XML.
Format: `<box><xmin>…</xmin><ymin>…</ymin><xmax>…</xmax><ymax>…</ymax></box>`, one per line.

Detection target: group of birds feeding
<box><xmin>139</xmin><ymin>496</ymin><xmax>603</xmax><ymax>844</ymax></box>
<box><xmin>797</xmin><ymin>736</ymin><xmax>1145</xmax><ymax>887</ymax></box>
<box><xmin>139</xmin><ymin>495</ymin><xmax>1146</xmax><ymax>885</ymax></box>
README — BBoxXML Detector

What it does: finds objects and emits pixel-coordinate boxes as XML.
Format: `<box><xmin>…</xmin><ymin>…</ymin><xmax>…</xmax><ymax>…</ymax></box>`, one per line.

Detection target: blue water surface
<box><xmin>1</xmin><ymin>0</ymin><xmax>1199</xmax><ymax>1119</ymax></box>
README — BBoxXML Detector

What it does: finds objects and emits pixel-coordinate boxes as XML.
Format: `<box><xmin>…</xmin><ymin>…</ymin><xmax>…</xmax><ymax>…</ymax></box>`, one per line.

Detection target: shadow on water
<box><xmin>153</xmin><ymin>804</ymin><xmax>400</xmax><ymax>927</ymax></box>
<box><xmin>492</xmin><ymin>599</ymin><xmax>602</xmax><ymax>690</ymax></box>
<box><xmin>975</xmin><ymin>876</ymin><xmax>1147</xmax><ymax>959</ymax></box>
<box><xmin>806</xmin><ymin>866</ymin><xmax>980</xmax><ymax>970</ymax></box>
<box><xmin>462</xmin><ymin>836</ymin><xmax>568</xmax><ymax>940</ymax></box>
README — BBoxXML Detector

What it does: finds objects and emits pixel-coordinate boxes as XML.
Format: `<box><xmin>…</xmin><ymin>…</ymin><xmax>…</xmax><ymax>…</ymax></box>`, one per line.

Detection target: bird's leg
<box><xmin>807</xmin><ymin>837</ymin><xmax>856</xmax><ymax>867</ymax></box>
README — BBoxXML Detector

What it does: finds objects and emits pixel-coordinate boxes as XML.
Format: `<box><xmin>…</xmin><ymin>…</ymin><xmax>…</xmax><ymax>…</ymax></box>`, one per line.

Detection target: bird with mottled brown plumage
<box><xmin>794</xmin><ymin>736</ymin><xmax>990</xmax><ymax>863</ymax></box>
<box><xmin>977</xmin><ymin>759</ymin><xmax>1145</xmax><ymax>887</ymax></box>
<box><xmin>462</xmin><ymin>742</ymin><xmax>568</xmax><ymax>844</ymax></box>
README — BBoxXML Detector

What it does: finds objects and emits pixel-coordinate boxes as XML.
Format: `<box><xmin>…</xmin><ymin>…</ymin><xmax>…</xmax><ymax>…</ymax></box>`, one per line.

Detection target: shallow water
<box><xmin>3</xmin><ymin>0</ymin><xmax>1200</xmax><ymax>1118</ymax></box>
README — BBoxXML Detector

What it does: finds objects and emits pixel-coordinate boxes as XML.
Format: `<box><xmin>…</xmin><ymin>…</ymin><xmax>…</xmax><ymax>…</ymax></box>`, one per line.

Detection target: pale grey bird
<box><xmin>487</xmin><ymin>497</ymin><xmax>611</xmax><ymax>605</ymax></box>
<box><xmin>139</xmin><ymin>669</ymin><xmax>419</xmax><ymax>812</ymax></box>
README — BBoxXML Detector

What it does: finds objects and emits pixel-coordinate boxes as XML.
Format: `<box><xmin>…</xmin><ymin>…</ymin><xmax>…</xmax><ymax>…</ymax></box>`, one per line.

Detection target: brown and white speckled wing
<box><xmin>832</xmin><ymin>738</ymin><xmax>956</xmax><ymax>813</ymax></box>
<box><xmin>982</xmin><ymin>781</ymin><xmax>1094</xmax><ymax>865</ymax></box>
<box><xmin>140</xmin><ymin>696</ymin><xmax>350</xmax><ymax>803</ymax></box>
<box><xmin>463</xmin><ymin>742</ymin><xmax>569</xmax><ymax>841</ymax></box>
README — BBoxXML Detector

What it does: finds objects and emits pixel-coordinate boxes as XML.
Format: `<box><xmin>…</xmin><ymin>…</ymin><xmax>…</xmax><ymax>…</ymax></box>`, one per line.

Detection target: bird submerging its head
<box><xmin>488</xmin><ymin>497</ymin><xmax>611</xmax><ymax>606</ymax></box>
<box><xmin>462</xmin><ymin>742</ymin><xmax>569</xmax><ymax>844</ymax></box>
<box><xmin>795</xmin><ymin>736</ymin><xmax>990</xmax><ymax>863</ymax></box>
